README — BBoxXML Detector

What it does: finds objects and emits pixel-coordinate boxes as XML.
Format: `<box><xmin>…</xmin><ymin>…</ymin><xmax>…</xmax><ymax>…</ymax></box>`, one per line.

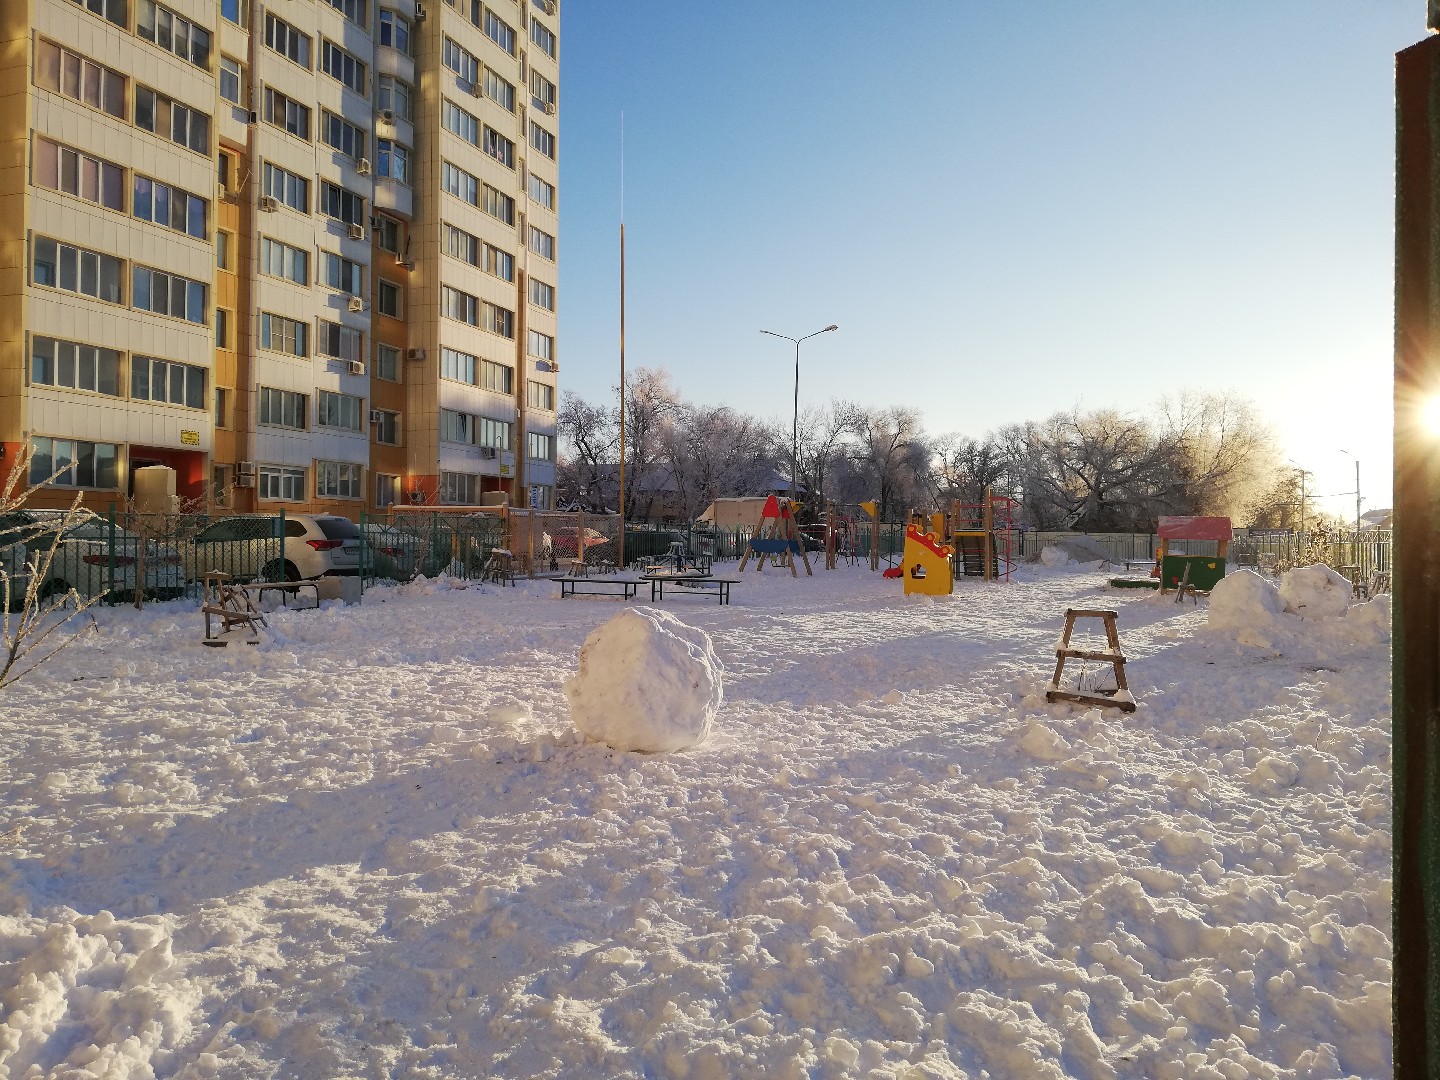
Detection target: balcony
<box><xmin>374</xmin><ymin>176</ymin><xmax>412</xmax><ymax>218</ymax></box>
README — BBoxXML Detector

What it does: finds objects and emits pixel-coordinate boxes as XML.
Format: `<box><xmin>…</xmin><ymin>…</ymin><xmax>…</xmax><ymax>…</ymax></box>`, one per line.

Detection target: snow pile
<box><xmin>1037</xmin><ymin>536</ymin><xmax>1111</xmax><ymax>568</ymax></box>
<box><xmin>1347</xmin><ymin>592</ymin><xmax>1392</xmax><ymax>641</ymax></box>
<box><xmin>1279</xmin><ymin>563</ymin><xmax>1352</xmax><ymax>619</ymax></box>
<box><xmin>564</xmin><ymin>607</ymin><xmax>723</xmax><ymax>752</ymax></box>
<box><xmin>1209</xmin><ymin>568</ymin><xmax>1286</xmax><ymax>630</ymax></box>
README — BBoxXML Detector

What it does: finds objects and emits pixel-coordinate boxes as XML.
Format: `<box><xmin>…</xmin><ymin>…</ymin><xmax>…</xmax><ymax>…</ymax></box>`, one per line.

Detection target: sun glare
<box><xmin>1422</xmin><ymin>395</ymin><xmax>1440</xmax><ymax>436</ymax></box>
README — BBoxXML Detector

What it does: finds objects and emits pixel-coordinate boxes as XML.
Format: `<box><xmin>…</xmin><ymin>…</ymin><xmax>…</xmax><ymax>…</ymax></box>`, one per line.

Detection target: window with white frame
<box><xmin>442</xmin><ymin>286</ymin><xmax>478</xmax><ymax>326</ymax></box>
<box><xmin>132</xmin><ymin>355</ymin><xmax>206</xmax><ymax>408</ymax></box>
<box><xmin>529</xmin><ymin>225</ymin><xmax>555</xmax><ymax>260</ymax></box>
<box><xmin>529</xmin><ymin>120</ymin><xmax>555</xmax><ymax>160</ymax></box>
<box><xmin>481</xmin><ymin>359</ymin><xmax>513</xmax><ymax>394</ymax></box>
<box><xmin>138</xmin><ymin>0</ymin><xmax>211</xmax><ymax>68</ymax></box>
<box><xmin>528</xmin><ymin>172</ymin><xmax>555</xmax><ymax>210</ymax></box>
<box><xmin>441</xmin><ymin>347</ymin><xmax>476</xmax><ymax>385</ymax></box>
<box><xmin>484</xmin><ymin>68</ymin><xmax>515</xmax><ymax>111</ymax></box>
<box><xmin>443</xmin><ymin>99</ymin><xmax>479</xmax><ymax>146</ymax></box>
<box><xmin>32</xmin><ymin>237</ymin><xmax>124</xmax><ymax>304</ymax></box>
<box><xmin>440</xmin><ymin>408</ymin><xmax>474</xmax><ymax>444</ymax></box>
<box><xmin>260</xmin><ymin>312</ymin><xmax>308</xmax><ymax>356</ymax></box>
<box><xmin>215</xmin><ymin>387</ymin><xmax>231</xmax><ymax>428</ymax></box>
<box><xmin>482</xmin><ymin>301</ymin><xmax>514</xmax><ymax>339</ymax></box>
<box><xmin>376</xmin><ymin>473</ymin><xmax>400</xmax><ymax>507</ymax></box>
<box><xmin>322</xmin><ymin>111</ymin><xmax>367</xmax><ymax>161</ymax></box>
<box><xmin>132</xmin><ymin>266</ymin><xmax>207</xmax><ymax>324</ymax></box>
<box><xmin>483</xmin><ymin>243</ymin><xmax>514</xmax><ymax>282</ymax></box>
<box><xmin>322</xmin><ymin>40</ymin><xmax>366</xmax><ymax>94</ymax></box>
<box><xmin>263</xmin><ymin>162</ymin><xmax>309</xmax><ymax>211</ymax></box>
<box><xmin>484</xmin><ymin>9</ymin><xmax>516</xmax><ymax>54</ymax></box>
<box><xmin>442</xmin><ymin>161</ymin><xmax>479</xmax><ymax>206</ymax></box>
<box><xmin>483</xmin><ymin>183</ymin><xmax>515</xmax><ymax>224</ymax></box>
<box><xmin>318</xmin><ymin>180</ymin><xmax>364</xmax><ymax>225</ymax></box>
<box><xmin>530</xmin><ymin>17</ymin><xmax>555</xmax><ymax>58</ymax></box>
<box><xmin>378</xmin><ymin>75</ymin><xmax>411</xmax><ymax>119</ymax></box>
<box><xmin>316</xmin><ymin>320</ymin><xmax>363</xmax><ymax>362</ymax></box>
<box><xmin>264</xmin><ymin>87</ymin><xmax>311</xmax><ymax>139</ymax></box>
<box><xmin>259</xmin><ymin>465</ymin><xmax>306</xmax><ymax>501</ymax></box>
<box><xmin>321</xmin><ymin>252</ymin><xmax>363</xmax><ymax>295</ymax></box>
<box><xmin>216</xmin><ymin>307</ymin><xmax>230</xmax><ymax>348</ymax></box>
<box><xmin>526</xmin><ymin>379</ymin><xmax>555</xmax><ymax>411</ymax></box>
<box><xmin>527</xmin><ymin>329</ymin><xmax>554</xmax><ymax>362</ymax></box>
<box><xmin>33</xmin><ymin>41</ymin><xmax>127</xmax><ymax>118</ymax></box>
<box><xmin>478</xmin><ymin>416</ymin><xmax>511</xmax><ymax>449</ymax></box>
<box><xmin>217</xmin><ymin>231</ymin><xmax>232</xmax><ymax>269</ymax></box>
<box><xmin>377</xmin><ymin>139</ymin><xmax>410</xmax><ymax>183</ymax></box>
<box><xmin>260</xmin><ymin>237</ymin><xmax>309</xmax><ymax>284</ymax></box>
<box><xmin>326</xmin><ymin>0</ymin><xmax>365</xmax><ymax>24</ymax></box>
<box><xmin>374</xmin><ymin>410</ymin><xmax>400</xmax><ymax>444</ymax></box>
<box><xmin>442</xmin><ymin>37</ymin><xmax>479</xmax><ymax>85</ymax></box>
<box><xmin>265</xmin><ymin>12</ymin><xmax>311</xmax><ymax>67</ymax></box>
<box><xmin>444</xmin><ymin>223</ymin><xmax>479</xmax><ymax>265</ymax></box>
<box><xmin>221</xmin><ymin>0</ymin><xmax>241</xmax><ymax>25</ymax></box>
<box><xmin>133</xmin><ymin>175</ymin><xmax>207</xmax><ymax>237</ymax></box>
<box><xmin>528</xmin><ymin>431</ymin><xmax>553</xmax><ymax>461</ymax></box>
<box><xmin>32</xmin><ymin>137</ymin><xmax>125</xmax><ymax>212</ymax></box>
<box><xmin>135</xmin><ymin>86</ymin><xmax>211</xmax><ymax>154</ymax></box>
<box><xmin>219</xmin><ymin>56</ymin><xmax>243</xmax><ymax>103</ymax></box>
<box><xmin>375</xmin><ymin>215</ymin><xmax>403</xmax><ymax>253</ymax></box>
<box><xmin>379</xmin><ymin>10</ymin><xmax>410</xmax><ymax>54</ymax></box>
<box><xmin>28</xmin><ymin>436</ymin><xmax>119</xmax><ymax>489</ymax></box>
<box><xmin>439</xmin><ymin>470</ymin><xmax>479</xmax><ymax>505</ymax></box>
<box><xmin>258</xmin><ymin>387</ymin><xmax>307</xmax><ymax>428</ymax></box>
<box><xmin>67</xmin><ymin>0</ymin><xmax>126</xmax><ymax>28</ymax></box>
<box><xmin>376</xmin><ymin>343</ymin><xmax>401</xmax><ymax>382</ymax></box>
<box><xmin>530</xmin><ymin>69</ymin><xmax>556</xmax><ymax>112</ymax></box>
<box><xmin>317</xmin><ymin>460</ymin><xmax>362</xmax><ymax>498</ymax></box>
<box><xmin>30</xmin><ymin>337</ymin><xmax>122</xmax><ymax>397</ymax></box>
<box><xmin>318</xmin><ymin>390</ymin><xmax>364</xmax><ymax>431</ymax></box>
<box><xmin>529</xmin><ymin>277</ymin><xmax>555</xmax><ymax>311</ymax></box>
<box><xmin>378</xmin><ymin>280</ymin><xmax>402</xmax><ymax>318</ymax></box>
<box><xmin>482</xmin><ymin>126</ymin><xmax>514</xmax><ymax>167</ymax></box>
<box><xmin>529</xmin><ymin>483</ymin><xmax>553</xmax><ymax>511</ymax></box>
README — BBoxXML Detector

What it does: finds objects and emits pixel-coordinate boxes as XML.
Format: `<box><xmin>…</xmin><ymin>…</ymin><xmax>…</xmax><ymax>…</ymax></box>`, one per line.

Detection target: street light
<box><xmin>1287</xmin><ymin>460</ymin><xmax>1311</xmax><ymax>536</ymax></box>
<box><xmin>1339</xmin><ymin>450</ymin><xmax>1362</xmax><ymax>533</ymax></box>
<box><xmin>760</xmin><ymin>324</ymin><xmax>838</xmax><ymax>516</ymax></box>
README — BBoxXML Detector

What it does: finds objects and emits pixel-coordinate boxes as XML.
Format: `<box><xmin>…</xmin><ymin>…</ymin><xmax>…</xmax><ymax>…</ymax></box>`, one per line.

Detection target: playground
<box><xmin>0</xmin><ymin>560</ymin><xmax>1392</xmax><ymax>1078</ymax></box>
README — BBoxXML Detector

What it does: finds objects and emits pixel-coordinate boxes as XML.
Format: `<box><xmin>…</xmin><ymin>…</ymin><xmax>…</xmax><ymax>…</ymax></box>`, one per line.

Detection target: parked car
<box><xmin>187</xmin><ymin>514</ymin><xmax>363</xmax><ymax>583</ymax></box>
<box><xmin>361</xmin><ymin>523</ymin><xmax>422</xmax><ymax>581</ymax></box>
<box><xmin>0</xmin><ymin>509</ymin><xmax>185</xmax><ymax>607</ymax></box>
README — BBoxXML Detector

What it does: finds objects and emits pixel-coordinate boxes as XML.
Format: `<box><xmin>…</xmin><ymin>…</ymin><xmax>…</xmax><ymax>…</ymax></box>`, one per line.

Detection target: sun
<box><xmin>1422</xmin><ymin>395</ymin><xmax>1440</xmax><ymax>436</ymax></box>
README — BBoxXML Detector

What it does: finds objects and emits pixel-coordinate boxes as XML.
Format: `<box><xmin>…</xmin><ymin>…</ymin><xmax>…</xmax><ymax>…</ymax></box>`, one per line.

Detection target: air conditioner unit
<box><xmin>379</xmin><ymin>109</ymin><xmax>394</xmax><ymax>123</ymax></box>
<box><xmin>542</xmin><ymin>0</ymin><xmax>554</xmax><ymax>13</ymax></box>
<box><xmin>237</xmin><ymin>460</ymin><xmax>256</xmax><ymax>476</ymax></box>
<box><xmin>414</xmin><ymin>2</ymin><xmax>425</xmax><ymax>19</ymax></box>
<box><xmin>347</xmin><ymin>296</ymin><xmax>365</xmax><ymax>312</ymax></box>
<box><xmin>259</xmin><ymin>195</ymin><xmax>279</xmax><ymax>212</ymax></box>
<box><xmin>543</xmin><ymin>101</ymin><xmax>555</xmax><ymax>115</ymax></box>
<box><xmin>369</xmin><ymin>409</ymin><xmax>384</xmax><ymax>424</ymax></box>
<box><xmin>400</xmin><ymin>259</ymin><xmax>415</xmax><ymax>270</ymax></box>
<box><xmin>217</xmin><ymin>182</ymin><xmax>229</xmax><ymax>200</ymax></box>
<box><xmin>477</xmin><ymin>446</ymin><xmax>497</xmax><ymax>459</ymax></box>
<box><xmin>348</xmin><ymin>223</ymin><xmax>366</xmax><ymax>240</ymax></box>
<box><xmin>348</xmin><ymin>360</ymin><xmax>366</xmax><ymax>375</ymax></box>
<box><xmin>356</xmin><ymin>158</ymin><xmax>371</xmax><ymax>176</ymax></box>
<box><xmin>406</xmin><ymin>347</ymin><xmax>426</xmax><ymax>361</ymax></box>
<box><xmin>235</xmin><ymin>474</ymin><xmax>256</xmax><ymax>488</ymax></box>
<box><xmin>467</xmin><ymin>81</ymin><xmax>483</xmax><ymax>98</ymax></box>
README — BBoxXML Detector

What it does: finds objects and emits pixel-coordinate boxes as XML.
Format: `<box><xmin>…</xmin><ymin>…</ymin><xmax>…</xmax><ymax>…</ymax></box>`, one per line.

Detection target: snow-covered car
<box><xmin>188</xmin><ymin>514</ymin><xmax>363</xmax><ymax>583</ymax></box>
<box><xmin>0</xmin><ymin>509</ymin><xmax>186</xmax><ymax>606</ymax></box>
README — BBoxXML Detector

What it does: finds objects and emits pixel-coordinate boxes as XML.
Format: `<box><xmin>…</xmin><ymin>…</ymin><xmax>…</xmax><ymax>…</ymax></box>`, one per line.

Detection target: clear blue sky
<box><xmin>557</xmin><ymin>2</ymin><xmax>1416</xmax><ymax>521</ymax></box>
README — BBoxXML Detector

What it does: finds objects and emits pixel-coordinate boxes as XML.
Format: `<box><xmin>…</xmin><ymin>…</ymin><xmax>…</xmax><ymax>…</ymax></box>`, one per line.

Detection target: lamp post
<box><xmin>760</xmin><ymin>324</ymin><xmax>838</xmax><ymax>517</ymax></box>
<box><xmin>1287</xmin><ymin>460</ymin><xmax>1311</xmax><ymax>536</ymax></box>
<box><xmin>1339</xmin><ymin>450</ymin><xmax>1362</xmax><ymax>533</ymax></box>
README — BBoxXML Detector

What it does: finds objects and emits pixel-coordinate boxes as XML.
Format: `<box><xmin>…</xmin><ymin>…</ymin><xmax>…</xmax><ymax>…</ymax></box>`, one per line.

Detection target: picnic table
<box><xmin>557</xmin><ymin>577</ymin><xmax>641</xmax><ymax>600</ymax></box>
<box><xmin>241</xmin><ymin>578</ymin><xmax>323</xmax><ymax>608</ymax></box>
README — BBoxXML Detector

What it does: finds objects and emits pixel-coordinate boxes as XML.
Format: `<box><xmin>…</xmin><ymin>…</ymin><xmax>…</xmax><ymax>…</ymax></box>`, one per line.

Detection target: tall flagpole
<box><xmin>617</xmin><ymin>114</ymin><xmax>626</xmax><ymax>570</ymax></box>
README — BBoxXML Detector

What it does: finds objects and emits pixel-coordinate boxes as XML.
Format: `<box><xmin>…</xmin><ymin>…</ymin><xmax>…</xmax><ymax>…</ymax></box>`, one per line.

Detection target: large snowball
<box><xmin>1209</xmin><ymin>568</ymin><xmax>1285</xmax><ymax>630</ymax></box>
<box><xmin>1279</xmin><ymin>564</ymin><xmax>1352</xmax><ymax>619</ymax></box>
<box><xmin>565</xmin><ymin>607</ymin><xmax>723</xmax><ymax>753</ymax></box>
<box><xmin>1346</xmin><ymin>592</ymin><xmax>1391</xmax><ymax>641</ymax></box>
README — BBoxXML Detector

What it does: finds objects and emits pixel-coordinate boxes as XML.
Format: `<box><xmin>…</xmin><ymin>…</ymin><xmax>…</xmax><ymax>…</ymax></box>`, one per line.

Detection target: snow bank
<box><xmin>564</xmin><ymin>607</ymin><xmax>723</xmax><ymax>752</ymax></box>
<box><xmin>1209</xmin><ymin>568</ymin><xmax>1285</xmax><ymax>630</ymax></box>
<box><xmin>1279</xmin><ymin>563</ymin><xmax>1352</xmax><ymax>619</ymax></box>
<box><xmin>1347</xmin><ymin>592</ymin><xmax>1392</xmax><ymax>641</ymax></box>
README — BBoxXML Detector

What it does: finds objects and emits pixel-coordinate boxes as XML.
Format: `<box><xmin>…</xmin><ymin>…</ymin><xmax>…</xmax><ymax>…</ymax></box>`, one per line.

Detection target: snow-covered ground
<box><xmin>0</xmin><ymin>559</ymin><xmax>1391</xmax><ymax>1079</ymax></box>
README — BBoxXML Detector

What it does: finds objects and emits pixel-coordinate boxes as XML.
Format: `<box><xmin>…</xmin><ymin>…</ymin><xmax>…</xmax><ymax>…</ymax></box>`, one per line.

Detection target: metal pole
<box><xmin>791</xmin><ymin>338</ymin><xmax>800</xmax><ymax>514</ymax></box>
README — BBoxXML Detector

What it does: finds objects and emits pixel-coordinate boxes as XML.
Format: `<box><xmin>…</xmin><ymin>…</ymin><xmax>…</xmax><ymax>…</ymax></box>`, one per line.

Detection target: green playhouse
<box><xmin>1110</xmin><ymin>516</ymin><xmax>1231</xmax><ymax>592</ymax></box>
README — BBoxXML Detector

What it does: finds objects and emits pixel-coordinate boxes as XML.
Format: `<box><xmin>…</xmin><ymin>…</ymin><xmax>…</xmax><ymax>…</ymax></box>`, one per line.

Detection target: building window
<box><xmin>530</xmin><ymin>70</ymin><xmax>556</xmax><ymax>112</ymax></box>
<box><xmin>376</xmin><ymin>473</ymin><xmax>400</xmax><ymax>507</ymax></box>
<box><xmin>482</xmin><ymin>184</ymin><xmax>515</xmax><ymax>225</ymax></box>
<box><xmin>263</xmin><ymin>162</ymin><xmax>309</xmax><ymax>212</ymax></box>
<box><xmin>379</xmin><ymin>10</ymin><xmax>410</xmax><ymax>54</ymax></box>
<box><xmin>32</xmin><ymin>237</ymin><xmax>124</xmax><ymax>304</ymax></box>
<box><xmin>264</xmin><ymin>87</ymin><xmax>311</xmax><ymax>140</ymax></box>
<box><xmin>132</xmin><ymin>266</ymin><xmax>207</xmax><ymax>324</ymax></box>
<box><xmin>527</xmin><ymin>379</ymin><xmax>555</xmax><ymax>411</ymax></box>
<box><xmin>443</xmin><ymin>99</ymin><xmax>479</xmax><ymax>146</ymax></box>
<box><xmin>260</xmin><ymin>312</ymin><xmax>308</xmax><ymax>357</ymax></box>
<box><xmin>30</xmin><ymin>337</ymin><xmax>122</xmax><ymax>397</ymax></box>
<box><xmin>442</xmin><ymin>37</ymin><xmax>479</xmax><ymax>85</ymax></box>
<box><xmin>478</xmin><ymin>416</ymin><xmax>512</xmax><ymax>450</ymax></box>
<box><xmin>481</xmin><ymin>359</ymin><xmax>513</xmax><ymax>394</ymax></box>
<box><xmin>484</xmin><ymin>10</ymin><xmax>516</xmax><ymax>54</ymax></box>
<box><xmin>133</xmin><ymin>175</ymin><xmax>207</xmax><ymax>238</ymax></box>
<box><xmin>374</xmin><ymin>411</ymin><xmax>400</xmax><ymax>445</ymax></box>
<box><xmin>317</xmin><ymin>321</ymin><xmax>364</xmax><ymax>363</ymax></box>
<box><xmin>317</xmin><ymin>460</ymin><xmax>362</xmax><ymax>499</ymax></box>
<box><xmin>529</xmin><ymin>225</ymin><xmax>555</xmax><ymax>261</ymax></box>
<box><xmin>482</xmin><ymin>243</ymin><xmax>514</xmax><ymax>282</ymax></box>
<box><xmin>529</xmin><ymin>278</ymin><xmax>555</xmax><ymax>311</ymax></box>
<box><xmin>221</xmin><ymin>0</ymin><xmax>241</xmax><ymax>26</ymax></box>
<box><xmin>318</xmin><ymin>391</ymin><xmax>364</xmax><ymax>432</ymax></box>
<box><xmin>530</xmin><ymin>17</ymin><xmax>555</xmax><ymax>58</ymax></box>
<box><xmin>375</xmin><ymin>215</ymin><xmax>403</xmax><ymax>254</ymax></box>
<box><xmin>527</xmin><ymin>329</ymin><xmax>554</xmax><ymax>362</ymax></box>
<box><xmin>378</xmin><ymin>280</ymin><xmax>402</xmax><ymax>318</ymax></box>
<box><xmin>444</xmin><ymin>223</ymin><xmax>478</xmax><ymax>265</ymax></box>
<box><xmin>441</xmin><ymin>286</ymin><xmax>478</xmax><ymax>326</ymax></box>
<box><xmin>440</xmin><ymin>408</ymin><xmax>474</xmax><ymax>445</ymax></box>
<box><xmin>215</xmin><ymin>387</ymin><xmax>231</xmax><ymax>428</ymax></box>
<box><xmin>28</xmin><ymin>437</ymin><xmax>119</xmax><ymax>489</ymax></box>
<box><xmin>216</xmin><ymin>307</ymin><xmax>231</xmax><ymax>348</ymax></box>
<box><xmin>482</xmin><ymin>126</ymin><xmax>514</xmax><ymax>167</ymax></box>
<box><xmin>442</xmin><ymin>161</ymin><xmax>479</xmax><ymax>206</ymax></box>
<box><xmin>217</xmin><ymin>231</ymin><xmax>233</xmax><ymax>270</ymax></box>
<box><xmin>260</xmin><ymin>237</ymin><xmax>309</xmax><ymax>284</ymax></box>
<box><xmin>528</xmin><ymin>173</ymin><xmax>555</xmax><ymax>210</ymax></box>
<box><xmin>325</xmin><ymin>0</ymin><xmax>366</xmax><ymax>27</ymax></box>
<box><xmin>132</xmin><ymin>355</ymin><xmax>206</xmax><ymax>409</ymax></box>
<box><xmin>322</xmin><ymin>111</ymin><xmax>367</xmax><ymax>161</ymax></box>
<box><xmin>322</xmin><ymin>40</ymin><xmax>367</xmax><ymax>95</ymax></box>
<box><xmin>376</xmin><ymin>343</ymin><xmax>401</xmax><ymax>382</ymax></box>
<box><xmin>528</xmin><ymin>431</ymin><xmax>553</xmax><ymax>461</ymax></box>
<box><xmin>319</xmin><ymin>180</ymin><xmax>364</xmax><ymax>225</ymax></box>
<box><xmin>138</xmin><ymin>0</ymin><xmax>211</xmax><ymax>69</ymax></box>
<box><xmin>259</xmin><ymin>465</ymin><xmax>307</xmax><ymax>501</ymax></box>
<box><xmin>482</xmin><ymin>301</ymin><xmax>515</xmax><ymax>339</ymax></box>
<box><xmin>265</xmin><ymin>12</ymin><xmax>312</xmax><ymax>68</ymax></box>
<box><xmin>529</xmin><ymin>483</ymin><xmax>553</xmax><ymax>511</ymax></box>
<box><xmin>258</xmin><ymin>387</ymin><xmax>307</xmax><ymax>428</ymax></box>
<box><xmin>441</xmin><ymin>346</ymin><xmax>477</xmax><ymax>385</ymax></box>
<box><xmin>439</xmin><ymin>470</ymin><xmax>479</xmax><ymax>505</ymax></box>
<box><xmin>34</xmin><ymin>41</ymin><xmax>126</xmax><ymax>119</ymax></box>
<box><xmin>529</xmin><ymin>120</ymin><xmax>555</xmax><ymax>160</ymax></box>
<box><xmin>220</xmin><ymin>56</ymin><xmax>243</xmax><ymax>103</ymax></box>
<box><xmin>321</xmin><ymin>252</ymin><xmax>363</xmax><ymax>296</ymax></box>
<box><xmin>484</xmin><ymin>68</ymin><xmax>515</xmax><ymax>112</ymax></box>
<box><xmin>135</xmin><ymin>86</ymin><xmax>211</xmax><ymax>154</ymax></box>
<box><xmin>378</xmin><ymin>76</ymin><xmax>412</xmax><ymax>120</ymax></box>
<box><xmin>67</xmin><ymin>0</ymin><xmax>126</xmax><ymax>28</ymax></box>
<box><xmin>32</xmin><ymin>137</ymin><xmax>125</xmax><ymax>212</ymax></box>
<box><xmin>377</xmin><ymin>139</ymin><xmax>410</xmax><ymax>183</ymax></box>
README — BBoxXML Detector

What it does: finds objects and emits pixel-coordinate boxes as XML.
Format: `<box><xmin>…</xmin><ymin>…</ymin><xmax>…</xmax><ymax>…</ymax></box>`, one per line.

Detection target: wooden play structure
<box><xmin>1156</xmin><ymin>516</ymin><xmax>1230</xmax><ymax>595</ymax></box>
<box><xmin>1045</xmin><ymin>608</ymin><xmax>1136</xmax><ymax>712</ymax></box>
<box><xmin>737</xmin><ymin>495</ymin><xmax>813</xmax><ymax>576</ymax></box>
<box><xmin>900</xmin><ymin>523</ymin><xmax>955</xmax><ymax>595</ymax></box>
<box><xmin>948</xmin><ymin>488</ymin><xmax>1017</xmax><ymax>581</ymax></box>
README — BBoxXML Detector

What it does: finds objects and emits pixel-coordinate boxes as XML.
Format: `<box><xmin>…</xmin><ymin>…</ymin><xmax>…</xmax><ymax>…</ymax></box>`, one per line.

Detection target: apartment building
<box><xmin>0</xmin><ymin>0</ymin><xmax>560</xmax><ymax>514</ymax></box>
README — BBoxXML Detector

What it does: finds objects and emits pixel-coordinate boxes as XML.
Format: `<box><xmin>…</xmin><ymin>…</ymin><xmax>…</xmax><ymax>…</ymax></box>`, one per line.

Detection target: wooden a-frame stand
<box><xmin>737</xmin><ymin>496</ymin><xmax>813</xmax><ymax>577</ymax></box>
<box><xmin>1044</xmin><ymin>608</ymin><xmax>1136</xmax><ymax>712</ymax></box>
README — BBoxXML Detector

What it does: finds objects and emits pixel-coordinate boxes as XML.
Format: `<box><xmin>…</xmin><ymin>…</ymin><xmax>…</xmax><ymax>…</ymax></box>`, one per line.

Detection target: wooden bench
<box><xmin>483</xmin><ymin>549</ymin><xmax>518</xmax><ymax>586</ymax></box>
<box><xmin>557</xmin><ymin>577</ymin><xmax>640</xmax><ymax>600</ymax></box>
<box><xmin>241</xmin><ymin>579</ymin><xmax>323</xmax><ymax>609</ymax></box>
<box><xmin>202</xmin><ymin>572</ymin><xmax>266</xmax><ymax>646</ymax></box>
<box><xmin>646</xmin><ymin>576</ymin><xmax>737</xmax><ymax>605</ymax></box>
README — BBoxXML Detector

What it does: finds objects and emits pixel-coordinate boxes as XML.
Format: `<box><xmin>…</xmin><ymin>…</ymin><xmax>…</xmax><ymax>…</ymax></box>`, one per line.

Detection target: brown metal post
<box><xmin>1395</xmin><ymin>29</ymin><xmax>1440</xmax><ymax>1076</ymax></box>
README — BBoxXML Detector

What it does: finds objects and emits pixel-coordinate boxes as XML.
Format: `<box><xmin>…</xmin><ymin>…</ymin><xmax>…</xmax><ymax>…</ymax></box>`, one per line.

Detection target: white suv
<box><xmin>188</xmin><ymin>514</ymin><xmax>363</xmax><ymax>583</ymax></box>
